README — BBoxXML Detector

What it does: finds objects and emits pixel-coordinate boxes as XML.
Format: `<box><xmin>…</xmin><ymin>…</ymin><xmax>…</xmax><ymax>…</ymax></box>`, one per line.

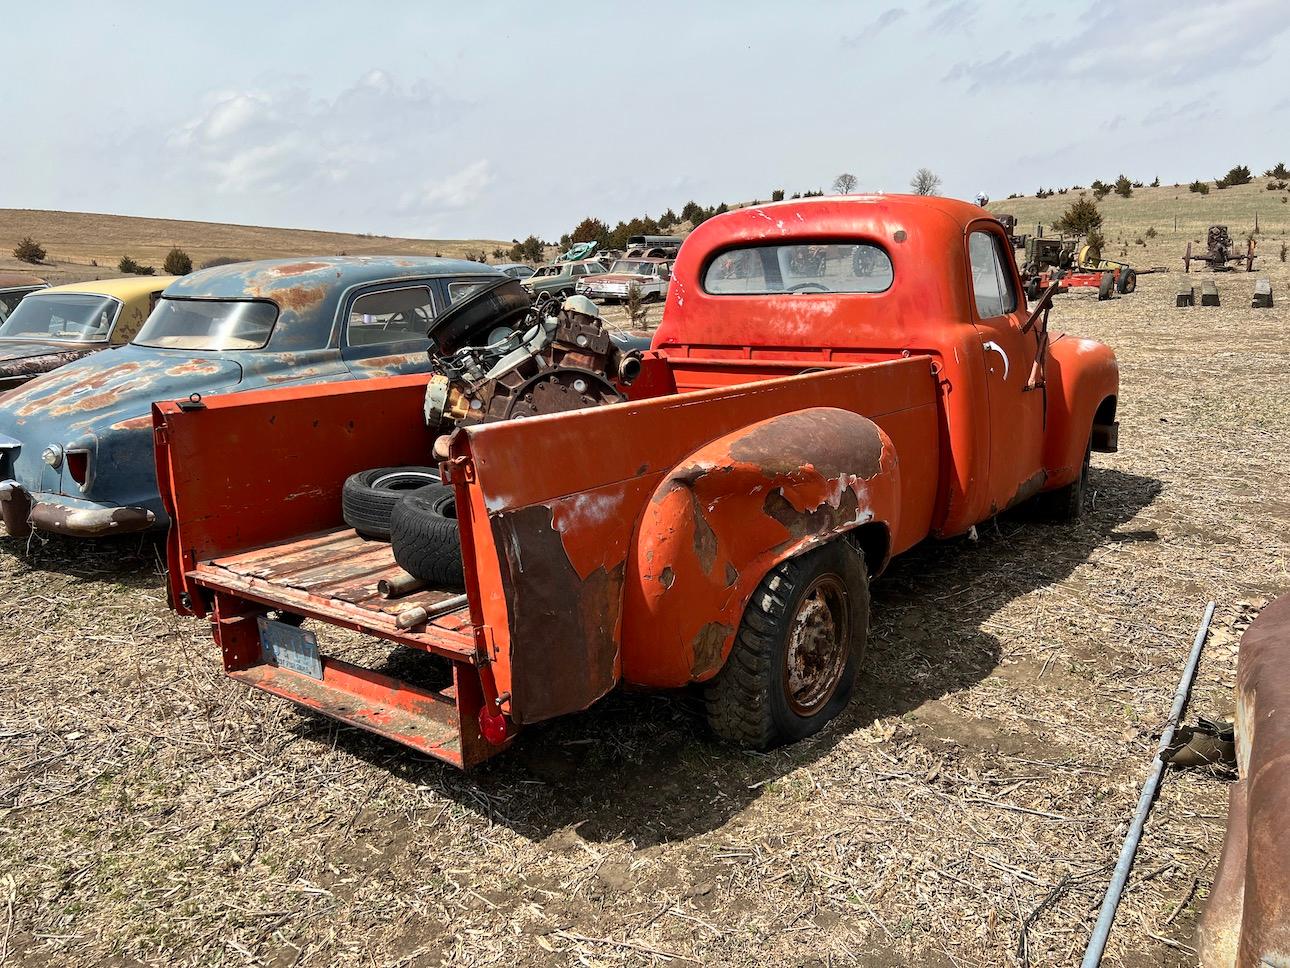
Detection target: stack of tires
<box><xmin>340</xmin><ymin>466</ymin><xmax>464</xmax><ymax>587</ymax></box>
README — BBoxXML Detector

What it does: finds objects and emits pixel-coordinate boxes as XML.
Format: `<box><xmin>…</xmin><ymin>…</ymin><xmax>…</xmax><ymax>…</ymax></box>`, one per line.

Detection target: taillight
<box><xmin>66</xmin><ymin>450</ymin><xmax>89</xmax><ymax>487</ymax></box>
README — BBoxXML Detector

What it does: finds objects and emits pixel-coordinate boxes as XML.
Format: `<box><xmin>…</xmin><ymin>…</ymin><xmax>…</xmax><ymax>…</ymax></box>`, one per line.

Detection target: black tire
<box><xmin>1098</xmin><ymin>272</ymin><xmax>1114</xmax><ymax>301</ymax></box>
<box><xmin>390</xmin><ymin>487</ymin><xmax>464</xmax><ymax>587</ymax></box>
<box><xmin>1036</xmin><ymin>433</ymin><xmax>1091</xmax><ymax>520</ymax></box>
<box><xmin>705</xmin><ymin>541</ymin><xmax>868</xmax><ymax>749</ymax></box>
<box><xmin>1026</xmin><ymin>277</ymin><xmax>1041</xmax><ymax>302</ymax></box>
<box><xmin>1117</xmin><ymin>268</ymin><xmax>1137</xmax><ymax>294</ymax></box>
<box><xmin>342</xmin><ymin>467</ymin><xmax>443</xmax><ymax>539</ymax></box>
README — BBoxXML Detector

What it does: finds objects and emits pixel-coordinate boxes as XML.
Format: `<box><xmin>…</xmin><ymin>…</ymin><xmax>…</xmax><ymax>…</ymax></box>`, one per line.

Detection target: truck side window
<box><xmin>346</xmin><ymin>285</ymin><xmax>436</xmax><ymax>347</ymax></box>
<box><xmin>968</xmin><ymin>231</ymin><xmax>1018</xmax><ymax>318</ymax></box>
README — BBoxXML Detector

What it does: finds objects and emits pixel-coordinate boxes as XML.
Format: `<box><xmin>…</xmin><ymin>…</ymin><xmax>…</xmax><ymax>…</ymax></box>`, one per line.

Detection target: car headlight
<box><xmin>41</xmin><ymin>444</ymin><xmax>63</xmax><ymax>468</ymax></box>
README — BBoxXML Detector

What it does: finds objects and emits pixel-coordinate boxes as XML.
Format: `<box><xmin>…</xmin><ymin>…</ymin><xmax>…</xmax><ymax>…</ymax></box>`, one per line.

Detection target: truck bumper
<box><xmin>0</xmin><ymin>480</ymin><xmax>156</xmax><ymax>538</ymax></box>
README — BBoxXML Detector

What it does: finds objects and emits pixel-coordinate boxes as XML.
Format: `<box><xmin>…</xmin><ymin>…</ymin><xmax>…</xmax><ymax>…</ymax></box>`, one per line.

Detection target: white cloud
<box><xmin>944</xmin><ymin>0</ymin><xmax>1288</xmax><ymax>91</ymax></box>
<box><xmin>164</xmin><ymin>71</ymin><xmax>478</xmax><ymax>230</ymax></box>
<box><xmin>402</xmin><ymin>159</ymin><xmax>493</xmax><ymax>212</ymax></box>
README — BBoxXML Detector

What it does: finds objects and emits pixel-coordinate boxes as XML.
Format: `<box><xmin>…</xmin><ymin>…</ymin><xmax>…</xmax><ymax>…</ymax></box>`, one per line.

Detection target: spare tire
<box><xmin>342</xmin><ymin>467</ymin><xmax>443</xmax><ymax>539</ymax></box>
<box><xmin>391</xmin><ymin>487</ymin><xmax>464</xmax><ymax>587</ymax></box>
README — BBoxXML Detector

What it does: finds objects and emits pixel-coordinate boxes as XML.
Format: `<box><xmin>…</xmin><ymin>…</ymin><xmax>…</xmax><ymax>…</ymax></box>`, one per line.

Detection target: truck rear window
<box><xmin>704</xmin><ymin>243</ymin><xmax>892</xmax><ymax>295</ymax></box>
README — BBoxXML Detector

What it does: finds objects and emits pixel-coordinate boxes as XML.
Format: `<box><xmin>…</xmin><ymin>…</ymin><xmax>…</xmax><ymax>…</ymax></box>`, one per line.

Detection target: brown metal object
<box><xmin>0</xmin><ymin>481</ymin><xmax>32</xmax><ymax>537</ymax></box>
<box><xmin>1185</xmin><ymin>226</ymin><xmax>1257</xmax><ymax>273</ymax></box>
<box><xmin>379</xmin><ymin>571</ymin><xmax>427</xmax><ymax>598</ymax></box>
<box><xmin>27</xmin><ymin>501</ymin><xmax>154</xmax><ymax>537</ymax></box>
<box><xmin>1198</xmin><ymin>594</ymin><xmax>1290</xmax><ymax>967</ymax></box>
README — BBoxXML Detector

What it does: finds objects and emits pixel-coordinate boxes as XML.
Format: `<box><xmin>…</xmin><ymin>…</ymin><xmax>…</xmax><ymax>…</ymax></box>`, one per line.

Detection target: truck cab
<box><xmin>153</xmin><ymin>195</ymin><xmax>1118</xmax><ymax>767</ymax></box>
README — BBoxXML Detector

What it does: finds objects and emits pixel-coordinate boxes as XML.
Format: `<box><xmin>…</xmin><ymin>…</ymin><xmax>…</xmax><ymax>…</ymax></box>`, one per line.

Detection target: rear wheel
<box><xmin>1098</xmin><ymin>272</ymin><xmax>1114</xmax><ymax>300</ymax></box>
<box><xmin>1117</xmin><ymin>267</ymin><xmax>1137</xmax><ymax>293</ymax></box>
<box><xmin>705</xmin><ymin>541</ymin><xmax>868</xmax><ymax>749</ymax></box>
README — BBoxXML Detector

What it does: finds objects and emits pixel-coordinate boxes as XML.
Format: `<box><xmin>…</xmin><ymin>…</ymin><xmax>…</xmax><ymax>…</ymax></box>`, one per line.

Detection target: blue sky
<box><xmin>4</xmin><ymin>1</ymin><xmax>1287</xmax><ymax>241</ymax></box>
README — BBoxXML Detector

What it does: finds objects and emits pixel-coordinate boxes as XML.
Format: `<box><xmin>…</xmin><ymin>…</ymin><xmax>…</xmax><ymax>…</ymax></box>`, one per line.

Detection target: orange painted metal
<box><xmin>154</xmin><ymin>194</ymin><xmax>1119</xmax><ymax>766</ymax></box>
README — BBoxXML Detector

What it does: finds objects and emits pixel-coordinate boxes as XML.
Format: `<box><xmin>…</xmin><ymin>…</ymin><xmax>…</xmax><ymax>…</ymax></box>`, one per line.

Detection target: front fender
<box><xmin>620</xmin><ymin>407</ymin><xmax>900</xmax><ymax>688</ymax></box>
<box><xmin>1043</xmin><ymin>336</ymin><xmax>1119</xmax><ymax>489</ymax></box>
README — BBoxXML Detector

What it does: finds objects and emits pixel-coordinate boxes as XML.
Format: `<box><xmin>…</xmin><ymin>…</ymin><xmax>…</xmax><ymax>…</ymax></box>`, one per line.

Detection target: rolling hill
<box><xmin>0</xmin><ymin>208</ymin><xmax>510</xmax><ymax>286</ymax></box>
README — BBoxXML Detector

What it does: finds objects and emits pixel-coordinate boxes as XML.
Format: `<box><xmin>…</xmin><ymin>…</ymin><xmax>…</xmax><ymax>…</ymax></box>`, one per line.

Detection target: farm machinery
<box><xmin>1021</xmin><ymin>238</ymin><xmax>1137</xmax><ymax>302</ymax></box>
<box><xmin>996</xmin><ymin>214</ymin><xmax>1028</xmax><ymax>249</ymax></box>
<box><xmin>1184</xmin><ymin>225</ymin><xmax>1256</xmax><ymax>273</ymax></box>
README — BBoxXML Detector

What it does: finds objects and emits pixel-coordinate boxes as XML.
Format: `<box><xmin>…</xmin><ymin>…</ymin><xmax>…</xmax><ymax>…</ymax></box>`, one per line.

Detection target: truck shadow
<box><xmin>325</xmin><ymin>466</ymin><xmax>1162</xmax><ymax>847</ymax></box>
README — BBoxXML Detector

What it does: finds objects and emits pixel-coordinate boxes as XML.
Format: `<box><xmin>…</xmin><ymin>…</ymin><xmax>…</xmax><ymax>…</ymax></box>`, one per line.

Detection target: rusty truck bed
<box><xmin>186</xmin><ymin>526</ymin><xmax>494</xmax><ymax>766</ymax></box>
<box><xmin>188</xmin><ymin>526</ymin><xmax>474</xmax><ymax>654</ymax></box>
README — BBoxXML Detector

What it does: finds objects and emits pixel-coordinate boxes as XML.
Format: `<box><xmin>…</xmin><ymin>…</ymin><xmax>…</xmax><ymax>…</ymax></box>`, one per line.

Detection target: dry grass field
<box><xmin>0</xmin><ymin>188</ymin><xmax>1287</xmax><ymax>967</ymax></box>
<box><xmin>0</xmin><ymin>209</ymin><xmax>510</xmax><ymax>287</ymax></box>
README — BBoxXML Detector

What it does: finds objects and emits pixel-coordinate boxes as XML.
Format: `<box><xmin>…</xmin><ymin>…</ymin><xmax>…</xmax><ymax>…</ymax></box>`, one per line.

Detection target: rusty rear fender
<box><xmin>620</xmin><ymin>407</ymin><xmax>900</xmax><ymax>688</ymax></box>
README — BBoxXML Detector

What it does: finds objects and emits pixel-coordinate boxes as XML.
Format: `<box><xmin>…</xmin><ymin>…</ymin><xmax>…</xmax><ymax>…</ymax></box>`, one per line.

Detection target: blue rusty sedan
<box><xmin>0</xmin><ymin>257</ymin><xmax>500</xmax><ymax>538</ymax></box>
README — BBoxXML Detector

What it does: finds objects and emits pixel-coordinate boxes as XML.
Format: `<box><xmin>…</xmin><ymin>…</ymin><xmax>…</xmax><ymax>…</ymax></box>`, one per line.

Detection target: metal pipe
<box><xmin>1080</xmin><ymin>601</ymin><xmax>1216</xmax><ymax>967</ymax></box>
<box><xmin>379</xmin><ymin>572</ymin><xmax>427</xmax><ymax>598</ymax></box>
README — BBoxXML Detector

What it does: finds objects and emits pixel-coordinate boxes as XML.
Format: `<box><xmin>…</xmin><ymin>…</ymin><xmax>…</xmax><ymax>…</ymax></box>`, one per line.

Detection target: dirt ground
<box><xmin>1</xmin><ymin>221</ymin><xmax>1287</xmax><ymax>967</ymax></box>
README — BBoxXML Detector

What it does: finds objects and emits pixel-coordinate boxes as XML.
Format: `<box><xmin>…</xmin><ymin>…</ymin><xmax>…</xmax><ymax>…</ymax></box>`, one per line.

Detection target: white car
<box><xmin>576</xmin><ymin>258</ymin><xmax>672</xmax><ymax>303</ymax></box>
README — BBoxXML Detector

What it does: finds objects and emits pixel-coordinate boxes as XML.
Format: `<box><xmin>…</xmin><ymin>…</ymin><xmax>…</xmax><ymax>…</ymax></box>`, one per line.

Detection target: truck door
<box><xmin>966</xmin><ymin>223</ymin><xmax>1046</xmax><ymax>512</ymax></box>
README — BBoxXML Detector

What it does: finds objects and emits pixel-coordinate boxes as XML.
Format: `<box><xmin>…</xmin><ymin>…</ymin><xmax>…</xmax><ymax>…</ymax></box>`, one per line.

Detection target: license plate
<box><xmin>258</xmin><ymin>617</ymin><xmax>323</xmax><ymax>680</ymax></box>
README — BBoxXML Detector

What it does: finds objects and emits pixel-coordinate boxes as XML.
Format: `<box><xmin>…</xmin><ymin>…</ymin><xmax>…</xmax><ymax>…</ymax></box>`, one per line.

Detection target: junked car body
<box><xmin>519</xmin><ymin>259</ymin><xmax>608</xmax><ymax>301</ymax></box>
<box><xmin>0</xmin><ymin>257</ymin><xmax>499</xmax><ymax>538</ymax></box>
<box><xmin>0</xmin><ymin>276</ymin><xmax>174</xmax><ymax>393</ymax></box>
<box><xmin>576</xmin><ymin>257</ymin><xmax>672</xmax><ymax>302</ymax></box>
<box><xmin>0</xmin><ymin>272</ymin><xmax>48</xmax><ymax>322</ymax></box>
<box><xmin>493</xmin><ymin>263</ymin><xmax>535</xmax><ymax>279</ymax></box>
<box><xmin>153</xmin><ymin>195</ymin><xmax>1120</xmax><ymax>767</ymax></box>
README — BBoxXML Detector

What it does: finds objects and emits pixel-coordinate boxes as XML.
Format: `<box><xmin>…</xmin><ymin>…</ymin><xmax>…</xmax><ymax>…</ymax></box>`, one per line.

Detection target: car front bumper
<box><xmin>0</xmin><ymin>480</ymin><xmax>158</xmax><ymax>538</ymax></box>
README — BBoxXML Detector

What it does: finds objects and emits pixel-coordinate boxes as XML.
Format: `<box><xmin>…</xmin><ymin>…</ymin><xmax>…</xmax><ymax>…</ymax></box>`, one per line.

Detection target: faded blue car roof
<box><xmin>163</xmin><ymin>256</ymin><xmax>501</xmax><ymax>351</ymax></box>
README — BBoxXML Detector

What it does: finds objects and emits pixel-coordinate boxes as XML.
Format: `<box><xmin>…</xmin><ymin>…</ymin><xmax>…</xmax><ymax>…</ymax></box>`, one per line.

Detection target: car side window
<box><xmin>448</xmin><ymin>281</ymin><xmax>487</xmax><ymax>303</ymax></box>
<box><xmin>968</xmin><ymin>230</ymin><xmax>1018</xmax><ymax>318</ymax></box>
<box><xmin>571</xmin><ymin>264</ymin><xmax>586</xmax><ymax>276</ymax></box>
<box><xmin>346</xmin><ymin>285</ymin><xmax>435</xmax><ymax>347</ymax></box>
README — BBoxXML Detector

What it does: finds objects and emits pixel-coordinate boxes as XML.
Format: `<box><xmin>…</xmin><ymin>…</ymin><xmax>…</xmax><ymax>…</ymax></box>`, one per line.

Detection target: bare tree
<box><xmin>910</xmin><ymin>168</ymin><xmax>942</xmax><ymax>196</ymax></box>
<box><xmin>832</xmin><ymin>172</ymin><xmax>858</xmax><ymax>195</ymax></box>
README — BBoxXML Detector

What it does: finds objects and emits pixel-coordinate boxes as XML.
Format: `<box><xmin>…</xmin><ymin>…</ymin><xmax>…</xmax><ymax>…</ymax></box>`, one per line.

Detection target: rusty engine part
<box><xmin>424</xmin><ymin>284</ymin><xmax>641</xmax><ymax>453</ymax></box>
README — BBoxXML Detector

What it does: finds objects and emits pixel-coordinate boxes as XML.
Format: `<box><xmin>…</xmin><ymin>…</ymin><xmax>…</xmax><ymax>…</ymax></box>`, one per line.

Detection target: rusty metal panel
<box><xmin>454</xmin><ymin>361</ymin><xmax>938</xmax><ymax>723</ymax></box>
<box><xmin>1199</xmin><ymin>593</ymin><xmax>1290</xmax><ymax>967</ymax></box>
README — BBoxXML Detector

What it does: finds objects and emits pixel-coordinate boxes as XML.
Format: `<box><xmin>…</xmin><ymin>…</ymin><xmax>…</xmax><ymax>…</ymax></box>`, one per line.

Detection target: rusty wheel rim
<box><xmin>783</xmin><ymin>575</ymin><xmax>850</xmax><ymax>716</ymax></box>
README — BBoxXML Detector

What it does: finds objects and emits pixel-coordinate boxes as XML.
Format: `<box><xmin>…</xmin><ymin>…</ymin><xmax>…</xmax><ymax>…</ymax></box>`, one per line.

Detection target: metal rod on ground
<box><xmin>1080</xmin><ymin>601</ymin><xmax>1216</xmax><ymax>968</ymax></box>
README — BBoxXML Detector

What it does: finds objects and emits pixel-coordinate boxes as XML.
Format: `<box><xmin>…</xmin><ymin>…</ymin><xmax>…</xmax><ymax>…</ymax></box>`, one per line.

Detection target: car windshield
<box><xmin>610</xmin><ymin>261</ymin><xmax>652</xmax><ymax>275</ymax></box>
<box><xmin>0</xmin><ymin>293</ymin><xmax>118</xmax><ymax>342</ymax></box>
<box><xmin>133</xmin><ymin>298</ymin><xmax>279</xmax><ymax>350</ymax></box>
<box><xmin>703</xmin><ymin>242</ymin><xmax>893</xmax><ymax>294</ymax></box>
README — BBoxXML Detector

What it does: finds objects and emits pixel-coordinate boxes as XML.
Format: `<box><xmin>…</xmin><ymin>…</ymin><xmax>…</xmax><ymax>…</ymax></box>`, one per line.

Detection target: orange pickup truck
<box><xmin>154</xmin><ymin>195</ymin><xmax>1119</xmax><ymax>768</ymax></box>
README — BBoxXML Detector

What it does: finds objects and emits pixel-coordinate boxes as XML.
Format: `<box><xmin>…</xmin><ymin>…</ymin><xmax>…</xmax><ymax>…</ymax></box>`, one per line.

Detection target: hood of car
<box><xmin>0</xmin><ymin>339</ymin><xmax>101</xmax><ymax>362</ymax></box>
<box><xmin>0</xmin><ymin>341</ymin><xmax>98</xmax><ymax>387</ymax></box>
<box><xmin>588</xmin><ymin>273</ymin><xmax>649</xmax><ymax>283</ymax></box>
<box><xmin>0</xmin><ymin>343</ymin><xmax>244</xmax><ymax>439</ymax></box>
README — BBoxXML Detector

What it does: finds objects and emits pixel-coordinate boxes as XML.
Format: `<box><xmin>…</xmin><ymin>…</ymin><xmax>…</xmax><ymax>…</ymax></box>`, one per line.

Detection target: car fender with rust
<box><xmin>1041</xmin><ymin>335</ymin><xmax>1119</xmax><ymax>489</ymax></box>
<box><xmin>620</xmin><ymin>407</ymin><xmax>900</xmax><ymax>688</ymax></box>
